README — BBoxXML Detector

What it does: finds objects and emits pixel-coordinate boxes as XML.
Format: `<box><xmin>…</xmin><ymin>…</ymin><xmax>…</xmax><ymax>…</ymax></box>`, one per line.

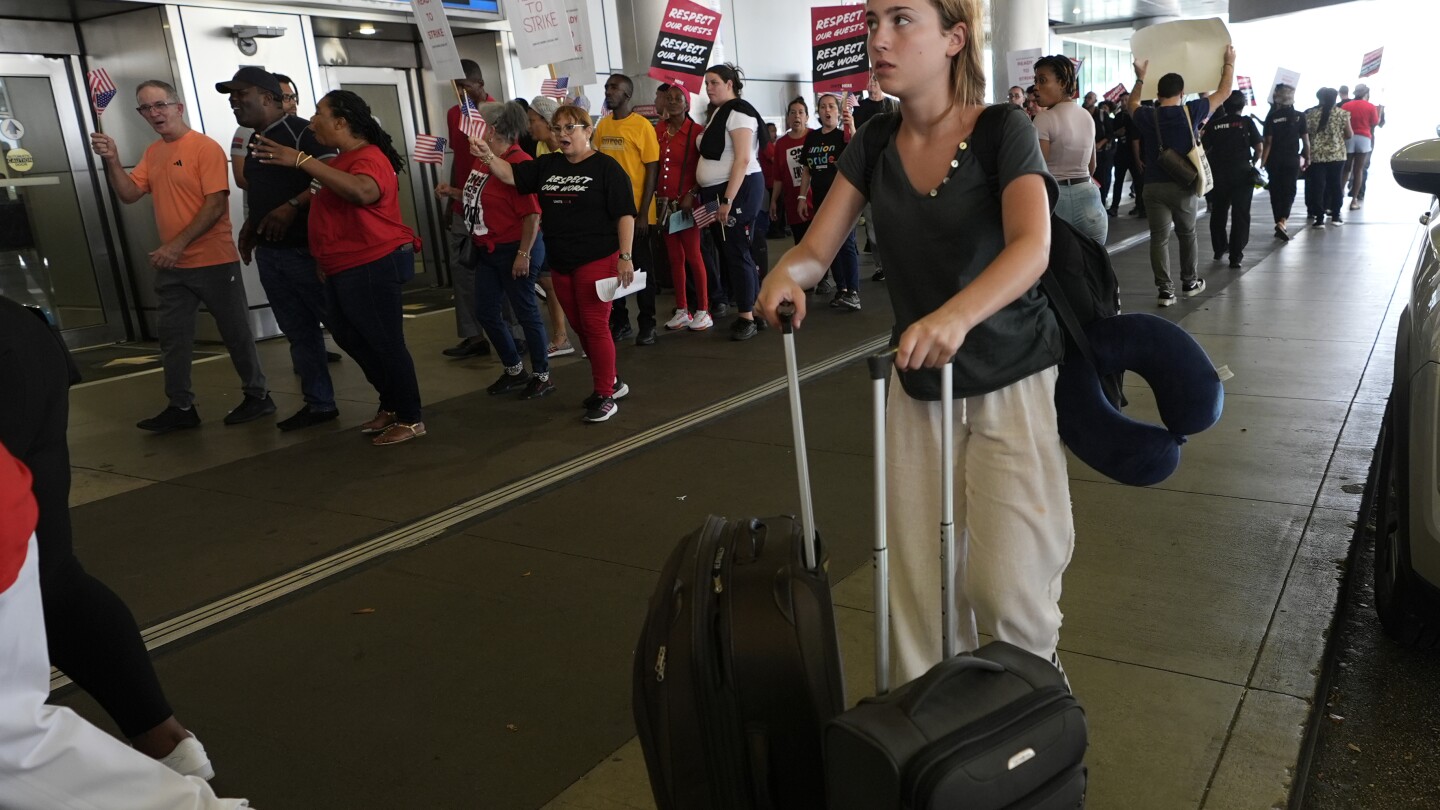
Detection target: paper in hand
<box><xmin>596</xmin><ymin>270</ymin><xmax>647</xmax><ymax>303</ymax></box>
<box><xmin>668</xmin><ymin>209</ymin><xmax>694</xmax><ymax>234</ymax></box>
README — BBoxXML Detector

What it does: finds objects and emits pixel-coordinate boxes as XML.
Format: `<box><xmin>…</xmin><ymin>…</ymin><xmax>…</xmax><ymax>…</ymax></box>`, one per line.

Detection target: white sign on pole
<box><xmin>1007</xmin><ymin>48</ymin><xmax>1042</xmax><ymax>92</ymax></box>
<box><xmin>1268</xmin><ymin>67</ymin><xmax>1301</xmax><ymax>102</ymax></box>
<box><xmin>551</xmin><ymin>1</ymin><xmax>597</xmax><ymax>82</ymax></box>
<box><xmin>502</xmin><ymin>0</ymin><xmax>578</xmax><ymax>69</ymax></box>
<box><xmin>411</xmin><ymin>0</ymin><xmax>465</xmax><ymax>80</ymax></box>
<box><xmin>1129</xmin><ymin>18</ymin><xmax>1232</xmax><ymax>102</ymax></box>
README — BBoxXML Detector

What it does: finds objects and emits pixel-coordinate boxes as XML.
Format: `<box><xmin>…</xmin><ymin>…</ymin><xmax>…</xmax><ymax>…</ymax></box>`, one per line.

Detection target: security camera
<box><xmin>232</xmin><ymin>24</ymin><xmax>286</xmax><ymax>55</ymax></box>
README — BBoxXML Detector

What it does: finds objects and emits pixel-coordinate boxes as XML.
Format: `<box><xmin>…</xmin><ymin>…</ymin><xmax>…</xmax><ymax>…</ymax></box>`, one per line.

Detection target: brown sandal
<box><xmin>359</xmin><ymin>410</ymin><xmax>397</xmax><ymax>434</ymax></box>
<box><xmin>372</xmin><ymin>421</ymin><xmax>426</xmax><ymax>446</ymax></box>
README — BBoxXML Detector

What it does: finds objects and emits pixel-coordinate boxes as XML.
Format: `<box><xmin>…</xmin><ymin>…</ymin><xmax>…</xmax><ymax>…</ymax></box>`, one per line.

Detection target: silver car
<box><xmin>1373</xmin><ymin>138</ymin><xmax>1440</xmax><ymax>645</ymax></box>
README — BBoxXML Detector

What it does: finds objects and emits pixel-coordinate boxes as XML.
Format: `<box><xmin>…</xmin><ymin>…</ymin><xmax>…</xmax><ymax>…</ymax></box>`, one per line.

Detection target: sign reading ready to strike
<box><xmin>812</xmin><ymin>6</ymin><xmax>868</xmax><ymax>94</ymax></box>
<box><xmin>647</xmin><ymin>0</ymin><xmax>720</xmax><ymax>95</ymax></box>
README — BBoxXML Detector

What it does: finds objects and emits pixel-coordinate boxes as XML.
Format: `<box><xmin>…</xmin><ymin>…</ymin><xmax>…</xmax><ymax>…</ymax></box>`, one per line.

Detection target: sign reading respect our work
<box><xmin>646</xmin><ymin>0</ymin><xmax>721</xmax><ymax>95</ymax></box>
<box><xmin>811</xmin><ymin>6</ymin><xmax>868</xmax><ymax>94</ymax></box>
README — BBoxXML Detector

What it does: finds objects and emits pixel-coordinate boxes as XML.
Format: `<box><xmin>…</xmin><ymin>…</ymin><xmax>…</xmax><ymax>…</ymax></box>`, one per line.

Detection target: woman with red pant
<box><xmin>473</xmin><ymin>105</ymin><xmax>637</xmax><ymax>423</ymax></box>
<box><xmin>654</xmin><ymin>83</ymin><xmax>711</xmax><ymax>332</ymax></box>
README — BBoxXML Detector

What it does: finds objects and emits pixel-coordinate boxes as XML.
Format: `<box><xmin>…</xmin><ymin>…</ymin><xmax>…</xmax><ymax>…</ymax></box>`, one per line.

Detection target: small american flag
<box><xmin>1359</xmin><ymin>47</ymin><xmax>1383</xmax><ymax>78</ymax></box>
<box><xmin>88</xmin><ymin>68</ymin><xmax>117</xmax><ymax>116</ymax></box>
<box><xmin>413</xmin><ymin>134</ymin><xmax>447</xmax><ymax>164</ymax></box>
<box><xmin>843</xmin><ymin>92</ymin><xmax>858</xmax><ymax>112</ymax></box>
<box><xmin>1103</xmin><ymin>83</ymin><xmax>1127</xmax><ymax>104</ymax></box>
<box><xmin>691</xmin><ymin>200</ymin><xmax>721</xmax><ymax>228</ymax></box>
<box><xmin>540</xmin><ymin>76</ymin><xmax>569</xmax><ymax>99</ymax></box>
<box><xmin>1236</xmin><ymin>76</ymin><xmax>1256</xmax><ymax>106</ymax></box>
<box><xmin>458</xmin><ymin>96</ymin><xmax>488</xmax><ymax>141</ymax></box>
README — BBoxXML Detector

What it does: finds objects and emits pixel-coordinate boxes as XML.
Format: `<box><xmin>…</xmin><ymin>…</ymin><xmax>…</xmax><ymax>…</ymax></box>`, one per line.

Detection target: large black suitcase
<box><xmin>823</xmin><ymin>355</ymin><xmax>1088</xmax><ymax>810</ymax></box>
<box><xmin>632</xmin><ymin>311</ymin><xmax>846</xmax><ymax>810</ymax></box>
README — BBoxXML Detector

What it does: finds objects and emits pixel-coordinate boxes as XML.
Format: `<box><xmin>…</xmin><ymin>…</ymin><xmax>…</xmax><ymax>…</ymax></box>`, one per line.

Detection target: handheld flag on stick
<box><xmin>459</xmin><ymin>96</ymin><xmax>488</xmax><ymax>141</ymax></box>
<box><xmin>691</xmin><ymin>199</ymin><xmax>720</xmax><ymax>229</ymax></box>
<box><xmin>88</xmin><ymin>68</ymin><xmax>117</xmax><ymax>117</ymax></box>
<box><xmin>540</xmin><ymin>76</ymin><xmax>570</xmax><ymax>99</ymax></box>
<box><xmin>414</xmin><ymin>134</ymin><xmax>447</xmax><ymax>164</ymax></box>
<box><xmin>1359</xmin><ymin>47</ymin><xmax>1383</xmax><ymax>78</ymax></box>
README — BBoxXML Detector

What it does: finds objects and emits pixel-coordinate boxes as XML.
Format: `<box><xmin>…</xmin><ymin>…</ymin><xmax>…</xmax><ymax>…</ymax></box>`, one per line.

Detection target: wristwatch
<box><xmin>286</xmin><ymin>197</ymin><xmax>302</xmax><ymax>208</ymax></box>
<box><xmin>719</xmin><ymin>195</ymin><xmax>731</xmax><ymax>205</ymax></box>
<box><xmin>618</xmin><ymin>252</ymin><xmax>633</xmax><ymax>261</ymax></box>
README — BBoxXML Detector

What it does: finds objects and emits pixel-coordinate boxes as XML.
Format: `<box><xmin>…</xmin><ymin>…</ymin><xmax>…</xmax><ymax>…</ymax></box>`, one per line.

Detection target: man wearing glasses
<box><xmin>220</xmin><ymin>67</ymin><xmax>341</xmax><ymax>431</ymax></box>
<box><xmin>90</xmin><ymin>80</ymin><xmax>273</xmax><ymax>433</ymax></box>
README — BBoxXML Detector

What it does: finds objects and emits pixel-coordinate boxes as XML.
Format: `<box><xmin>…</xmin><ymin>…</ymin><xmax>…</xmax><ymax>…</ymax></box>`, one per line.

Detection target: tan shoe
<box><xmin>359</xmin><ymin>409</ymin><xmax>397</xmax><ymax>434</ymax></box>
<box><xmin>372</xmin><ymin>421</ymin><xmax>426</xmax><ymax>446</ymax></box>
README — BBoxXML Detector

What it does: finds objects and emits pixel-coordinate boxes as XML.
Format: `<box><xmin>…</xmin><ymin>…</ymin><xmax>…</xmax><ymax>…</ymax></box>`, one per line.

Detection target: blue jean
<box><xmin>474</xmin><ymin>241</ymin><xmax>549</xmax><ymax>374</ymax></box>
<box><xmin>1054</xmin><ymin>181</ymin><xmax>1109</xmax><ymax>246</ymax></box>
<box><xmin>256</xmin><ymin>245</ymin><xmax>335</xmax><ymax>411</ymax></box>
<box><xmin>324</xmin><ymin>247</ymin><xmax>422</xmax><ymax>422</ymax></box>
<box><xmin>832</xmin><ymin>227</ymin><xmax>860</xmax><ymax>292</ymax></box>
<box><xmin>700</xmin><ymin>171</ymin><xmax>765</xmax><ymax>313</ymax></box>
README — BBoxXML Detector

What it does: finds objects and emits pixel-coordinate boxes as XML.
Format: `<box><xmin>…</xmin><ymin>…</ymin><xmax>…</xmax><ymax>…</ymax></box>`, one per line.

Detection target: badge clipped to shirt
<box><xmin>667</xmin><ymin>208</ymin><xmax>695</xmax><ymax>234</ymax></box>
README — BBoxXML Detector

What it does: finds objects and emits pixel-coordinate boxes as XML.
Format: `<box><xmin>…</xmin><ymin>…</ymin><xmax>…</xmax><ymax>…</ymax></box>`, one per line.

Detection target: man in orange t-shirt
<box><xmin>90</xmin><ymin>79</ymin><xmax>273</xmax><ymax>433</ymax></box>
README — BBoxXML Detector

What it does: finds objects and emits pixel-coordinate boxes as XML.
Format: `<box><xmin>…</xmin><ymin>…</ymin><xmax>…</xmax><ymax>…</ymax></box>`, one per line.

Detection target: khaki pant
<box><xmin>886</xmin><ymin>367</ymin><xmax>1075</xmax><ymax>686</ymax></box>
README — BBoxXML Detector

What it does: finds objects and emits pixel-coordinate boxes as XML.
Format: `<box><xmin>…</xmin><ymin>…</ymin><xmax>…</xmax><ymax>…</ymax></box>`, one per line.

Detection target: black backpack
<box><xmin>860</xmin><ymin>105</ymin><xmax>1124</xmax><ymax>408</ymax></box>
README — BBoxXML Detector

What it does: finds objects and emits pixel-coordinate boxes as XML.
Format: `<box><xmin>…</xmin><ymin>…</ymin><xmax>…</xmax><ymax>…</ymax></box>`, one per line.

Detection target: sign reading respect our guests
<box><xmin>811</xmin><ymin>6</ymin><xmax>869</xmax><ymax>94</ymax></box>
<box><xmin>647</xmin><ymin>0</ymin><xmax>721</xmax><ymax>95</ymax></box>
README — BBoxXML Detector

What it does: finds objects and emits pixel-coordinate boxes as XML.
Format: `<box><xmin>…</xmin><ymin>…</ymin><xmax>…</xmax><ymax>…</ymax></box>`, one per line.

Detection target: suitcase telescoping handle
<box><xmin>869</xmin><ymin>352</ymin><xmax>958</xmax><ymax>696</ymax></box>
<box><xmin>778</xmin><ymin>304</ymin><xmax>820</xmax><ymax>572</ymax></box>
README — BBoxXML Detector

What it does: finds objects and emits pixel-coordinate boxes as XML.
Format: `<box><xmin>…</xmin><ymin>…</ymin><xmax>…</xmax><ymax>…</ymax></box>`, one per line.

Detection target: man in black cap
<box><xmin>219</xmin><ymin>67</ymin><xmax>341</xmax><ymax>431</ymax></box>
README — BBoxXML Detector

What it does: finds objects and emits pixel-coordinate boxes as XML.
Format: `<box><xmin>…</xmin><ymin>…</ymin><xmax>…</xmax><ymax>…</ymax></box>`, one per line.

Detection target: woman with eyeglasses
<box><xmin>471</xmin><ymin>105</ymin><xmax>638</xmax><ymax>423</ymax></box>
<box><xmin>254</xmin><ymin>89</ymin><xmax>425</xmax><ymax>446</ymax></box>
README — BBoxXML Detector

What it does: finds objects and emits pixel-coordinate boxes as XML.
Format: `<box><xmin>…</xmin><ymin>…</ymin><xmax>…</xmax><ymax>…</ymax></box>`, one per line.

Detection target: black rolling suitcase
<box><xmin>633</xmin><ymin>311</ymin><xmax>845</xmax><ymax>810</ymax></box>
<box><xmin>824</xmin><ymin>356</ymin><xmax>1089</xmax><ymax>810</ymax></box>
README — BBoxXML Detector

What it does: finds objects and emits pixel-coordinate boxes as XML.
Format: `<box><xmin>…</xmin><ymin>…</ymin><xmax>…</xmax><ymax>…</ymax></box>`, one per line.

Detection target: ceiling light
<box><xmin>356</xmin><ymin>24</ymin><xmax>378</xmax><ymax>36</ymax></box>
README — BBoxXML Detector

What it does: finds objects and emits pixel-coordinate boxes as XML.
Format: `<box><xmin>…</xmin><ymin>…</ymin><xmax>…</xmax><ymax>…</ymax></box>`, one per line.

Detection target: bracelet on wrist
<box><xmin>295</xmin><ymin>153</ymin><xmax>313</xmax><ymax>168</ymax></box>
<box><xmin>517</xmin><ymin>250</ymin><xmax>531</xmax><ymax>259</ymax></box>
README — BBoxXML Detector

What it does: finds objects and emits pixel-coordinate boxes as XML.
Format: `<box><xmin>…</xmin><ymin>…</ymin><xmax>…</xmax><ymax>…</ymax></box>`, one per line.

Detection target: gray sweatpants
<box><xmin>1142</xmin><ymin>180</ymin><xmax>1200</xmax><ymax>294</ymax></box>
<box><xmin>447</xmin><ymin>218</ymin><xmax>480</xmax><ymax>339</ymax></box>
<box><xmin>155</xmin><ymin>262</ymin><xmax>266</xmax><ymax>409</ymax></box>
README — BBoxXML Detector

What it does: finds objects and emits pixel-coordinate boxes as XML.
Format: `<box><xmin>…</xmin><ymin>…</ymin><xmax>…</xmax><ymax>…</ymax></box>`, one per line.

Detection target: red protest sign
<box><xmin>647</xmin><ymin>0</ymin><xmax>721</xmax><ymax>95</ymax></box>
<box><xmin>1359</xmin><ymin>47</ymin><xmax>1383</xmax><ymax>78</ymax></box>
<box><xmin>812</xmin><ymin>6</ymin><xmax>869</xmax><ymax>94</ymax></box>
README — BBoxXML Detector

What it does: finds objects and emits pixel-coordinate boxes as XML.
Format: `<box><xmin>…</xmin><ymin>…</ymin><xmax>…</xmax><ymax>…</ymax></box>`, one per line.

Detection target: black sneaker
<box><xmin>731</xmin><ymin>318</ymin><xmax>758</xmax><ymax>341</ymax></box>
<box><xmin>224</xmin><ymin>394</ymin><xmax>277</xmax><ymax>425</ymax></box>
<box><xmin>326</xmin><ymin>351</ymin><xmax>343</xmax><ymax>363</ymax></box>
<box><xmin>1312</xmin><ymin>216</ymin><xmax>1325</xmax><ymax>229</ymax></box>
<box><xmin>581</xmin><ymin>380</ymin><xmax>628</xmax><ymax>410</ymax></box>
<box><xmin>872</xmin><ymin>269</ymin><xmax>886</xmax><ymax>282</ymax></box>
<box><xmin>1274</xmin><ymin>225</ymin><xmax>1291</xmax><ymax>242</ymax></box>
<box><xmin>442</xmin><ymin>337</ymin><xmax>490</xmax><ymax>358</ymax></box>
<box><xmin>815</xmin><ymin>276</ymin><xmax>837</xmax><ymax>296</ymax></box>
<box><xmin>635</xmin><ymin>326</ymin><xmax>657</xmax><ymax>346</ymax></box>
<box><xmin>753</xmin><ymin>316</ymin><xmax>768</xmax><ymax>331</ymax></box>
<box><xmin>839</xmin><ymin>290</ymin><xmax>862</xmax><ymax>311</ymax></box>
<box><xmin>1213</xmin><ymin>251</ymin><xmax>1225</xmax><ymax>261</ymax></box>
<box><xmin>1330</xmin><ymin>215</ymin><xmax>1344</xmax><ymax>226</ymax></box>
<box><xmin>829</xmin><ymin>291</ymin><xmax>845</xmax><ymax>308</ymax></box>
<box><xmin>582</xmin><ymin>397</ymin><xmax>618</xmax><ymax>423</ymax></box>
<box><xmin>277</xmin><ymin>405</ymin><xmax>340</xmax><ymax>432</ymax></box>
<box><xmin>519</xmin><ymin>376</ymin><xmax>555</xmax><ymax>400</ymax></box>
<box><xmin>1107</xmin><ymin>206</ymin><xmax>1118</xmax><ymax>217</ymax></box>
<box><xmin>1229</xmin><ymin>255</ymin><xmax>1243</xmax><ymax>268</ymax></box>
<box><xmin>1182</xmin><ymin>278</ymin><xmax>1206</xmax><ymax>297</ymax></box>
<box><xmin>712</xmin><ymin>302</ymin><xmax>731</xmax><ymax>318</ymax></box>
<box><xmin>611</xmin><ymin>323</ymin><xmax>635</xmax><ymax>342</ymax></box>
<box><xmin>137</xmin><ymin>405</ymin><xmax>200</xmax><ymax>433</ymax></box>
<box><xmin>487</xmin><ymin>370</ymin><xmax>529</xmax><ymax>395</ymax></box>
<box><xmin>1157</xmin><ymin>290</ymin><xmax>1177</xmax><ymax>307</ymax></box>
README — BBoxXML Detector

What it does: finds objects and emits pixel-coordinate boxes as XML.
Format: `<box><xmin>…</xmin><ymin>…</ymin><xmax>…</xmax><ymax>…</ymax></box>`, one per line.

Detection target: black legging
<box><xmin>0</xmin><ymin>296</ymin><xmax>173</xmax><ymax>738</ymax></box>
<box><xmin>1267</xmin><ymin>159</ymin><xmax>1300</xmax><ymax>222</ymax></box>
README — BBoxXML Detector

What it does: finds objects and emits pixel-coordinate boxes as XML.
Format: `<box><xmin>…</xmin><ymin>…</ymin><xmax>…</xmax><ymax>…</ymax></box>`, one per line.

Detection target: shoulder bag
<box><xmin>1149</xmin><ymin>104</ymin><xmax>1213</xmax><ymax>196</ymax></box>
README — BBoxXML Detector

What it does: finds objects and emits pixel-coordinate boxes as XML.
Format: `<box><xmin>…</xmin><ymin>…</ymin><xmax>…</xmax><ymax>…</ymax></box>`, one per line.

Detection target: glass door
<box><xmin>0</xmin><ymin>54</ymin><xmax>127</xmax><ymax>346</ymax></box>
<box><xmin>322</xmin><ymin>67</ymin><xmax>441</xmax><ymax>288</ymax></box>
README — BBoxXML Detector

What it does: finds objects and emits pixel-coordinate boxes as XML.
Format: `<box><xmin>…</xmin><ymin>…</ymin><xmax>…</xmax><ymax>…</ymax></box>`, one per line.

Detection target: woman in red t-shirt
<box><xmin>770</xmin><ymin>97</ymin><xmax>813</xmax><ymax>244</ymax></box>
<box><xmin>436</xmin><ymin>101</ymin><xmax>552</xmax><ymax>400</ymax></box>
<box><xmin>255</xmin><ymin>90</ymin><xmax>424</xmax><ymax>446</ymax></box>
<box><xmin>654</xmin><ymin>83</ymin><xmax>711</xmax><ymax>331</ymax></box>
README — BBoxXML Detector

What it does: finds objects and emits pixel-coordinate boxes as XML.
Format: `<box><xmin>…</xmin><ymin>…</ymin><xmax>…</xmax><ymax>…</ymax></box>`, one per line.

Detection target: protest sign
<box><xmin>1359</xmin><ymin>47</ymin><xmax>1383</xmax><ymax>78</ymax></box>
<box><xmin>647</xmin><ymin>0</ymin><xmax>721</xmax><ymax>95</ymax></box>
<box><xmin>1129</xmin><ymin>18</ymin><xmax>1232</xmax><ymax>102</ymax></box>
<box><xmin>411</xmin><ymin>0</ymin><xmax>465</xmax><ymax>80</ymax></box>
<box><xmin>552</xmin><ymin>1</ymin><xmax>597</xmax><ymax>82</ymax></box>
<box><xmin>1268</xmin><ymin>67</ymin><xmax>1301</xmax><ymax>102</ymax></box>
<box><xmin>502</xmin><ymin>0</ymin><xmax>576</xmax><ymax>69</ymax></box>
<box><xmin>812</xmin><ymin>6</ymin><xmax>869</xmax><ymax>94</ymax></box>
<box><xmin>1007</xmin><ymin>48</ymin><xmax>1042</xmax><ymax>92</ymax></box>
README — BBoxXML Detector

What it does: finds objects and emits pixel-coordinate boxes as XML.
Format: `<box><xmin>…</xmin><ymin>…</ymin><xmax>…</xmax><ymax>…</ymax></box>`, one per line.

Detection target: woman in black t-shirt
<box><xmin>1260</xmin><ymin>84</ymin><xmax>1310</xmax><ymax>241</ymax></box>
<box><xmin>757</xmin><ymin>0</ymin><xmax>1073</xmax><ymax>688</ymax></box>
<box><xmin>474</xmin><ymin>105</ymin><xmax>638</xmax><ymax>423</ymax></box>
<box><xmin>798</xmin><ymin>93</ymin><xmax>861</xmax><ymax>311</ymax></box>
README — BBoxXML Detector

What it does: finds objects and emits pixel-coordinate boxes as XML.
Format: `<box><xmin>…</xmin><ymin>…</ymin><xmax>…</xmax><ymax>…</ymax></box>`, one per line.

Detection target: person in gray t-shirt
<box><xmin>755</xmin><ymin>0</ymin><xmax>1074</xmax><ymax>688</ymax></box>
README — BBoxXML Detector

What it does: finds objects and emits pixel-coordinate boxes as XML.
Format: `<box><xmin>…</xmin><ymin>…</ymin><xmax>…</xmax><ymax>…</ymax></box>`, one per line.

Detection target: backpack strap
<box><xmin>969</xmin><ymin>103</ymin><xmax>1103</xmax><ymax>376</ymax></box>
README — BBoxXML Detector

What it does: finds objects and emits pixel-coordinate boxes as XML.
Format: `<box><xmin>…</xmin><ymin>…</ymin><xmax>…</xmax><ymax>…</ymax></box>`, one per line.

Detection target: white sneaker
<box><xmin>688</xmin><ymin>310</ymin><xmax>714</xmax><ymax>331</ymax></box>
<box><xmin>159</xmin><ymin>733</ymin><xmax>215</xmax><ymax>781</ymax></box>
<box><xmin>664</xmin><ymin>308</ymin><xmax>692</xmax><ymax>330</ymax></box>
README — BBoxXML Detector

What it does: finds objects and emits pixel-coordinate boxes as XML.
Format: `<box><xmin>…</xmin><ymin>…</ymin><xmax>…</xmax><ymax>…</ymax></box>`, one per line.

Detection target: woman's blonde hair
<box><xmin>552</xmin><ymin>104</ymin><xmax>593</xmax><ymax>128</ymax></box>
<box><xmin>931</xmin><ymin>0</ymin><xmax>987</xmax><ymax>108</ymax></box>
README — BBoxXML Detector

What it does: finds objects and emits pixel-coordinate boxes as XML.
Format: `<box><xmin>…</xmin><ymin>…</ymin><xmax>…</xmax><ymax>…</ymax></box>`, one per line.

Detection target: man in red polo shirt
<box><xmin>442</xmin><ymin>59</ymin><xmax>499</xmax><ymax>359</ymax></box>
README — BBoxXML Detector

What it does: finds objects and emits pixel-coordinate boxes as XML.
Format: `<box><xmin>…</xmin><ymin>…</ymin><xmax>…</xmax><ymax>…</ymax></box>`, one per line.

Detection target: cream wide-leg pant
<box><xmin>885</xmin><ymin>367</ymin><xmax>1076</xmax><ymax>686</ymax></box>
